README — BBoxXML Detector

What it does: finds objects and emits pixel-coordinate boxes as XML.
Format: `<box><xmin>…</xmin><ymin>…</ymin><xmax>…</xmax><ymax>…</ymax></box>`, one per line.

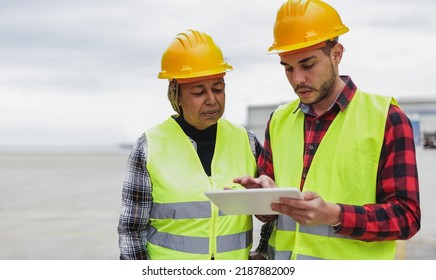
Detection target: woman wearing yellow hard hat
<box><xmin>118</xmin><ymin>29</ymin><xmax>262</xmax><ymax>260</ymax></box>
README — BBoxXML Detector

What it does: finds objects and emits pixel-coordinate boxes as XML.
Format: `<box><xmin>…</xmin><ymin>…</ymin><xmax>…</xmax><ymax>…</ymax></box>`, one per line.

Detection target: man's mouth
<box><xmin>296</xmin><ymin>87</ymin><xmax>314</xmax><ymax>95</ymax></box>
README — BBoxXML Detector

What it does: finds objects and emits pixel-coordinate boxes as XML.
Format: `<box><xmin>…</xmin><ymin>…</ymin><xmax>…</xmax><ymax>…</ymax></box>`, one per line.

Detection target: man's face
<box><xmin>178</xmin><ymin>78</ymin><xmax>225</xmax><ymax>130</ymax></box>
<box><xmin>279</xmin><ymin>45</ymin><xmax>342</xmax><ymax>112</ymax></box>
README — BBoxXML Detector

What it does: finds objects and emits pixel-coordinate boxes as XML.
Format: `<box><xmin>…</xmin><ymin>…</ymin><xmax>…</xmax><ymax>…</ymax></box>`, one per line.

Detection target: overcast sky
<box><xmin>1</xmin><ymin>0</ymin><xmax>435</xmax><ymax>147</ymax></box>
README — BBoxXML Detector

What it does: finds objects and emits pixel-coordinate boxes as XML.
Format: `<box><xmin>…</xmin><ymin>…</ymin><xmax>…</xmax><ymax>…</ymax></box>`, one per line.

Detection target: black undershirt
<box><xmin>175</xmin><ymin>116</ymin><xmax>217</xmax><ymax>176</ymax></box>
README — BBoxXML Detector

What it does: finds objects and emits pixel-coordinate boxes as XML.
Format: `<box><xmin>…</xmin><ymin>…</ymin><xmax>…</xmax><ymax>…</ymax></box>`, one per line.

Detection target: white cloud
<box><xmin>1</xmin><ymin>0</ymin><xmax>435</xmax><ymax>146</ymax></box>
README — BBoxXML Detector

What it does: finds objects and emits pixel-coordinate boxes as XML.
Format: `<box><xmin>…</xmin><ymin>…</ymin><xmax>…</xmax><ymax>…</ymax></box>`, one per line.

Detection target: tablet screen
<box><xmin>204</xmin><ymin>187</ymin><xmax>302</xmax><ymax>215</ymax></box>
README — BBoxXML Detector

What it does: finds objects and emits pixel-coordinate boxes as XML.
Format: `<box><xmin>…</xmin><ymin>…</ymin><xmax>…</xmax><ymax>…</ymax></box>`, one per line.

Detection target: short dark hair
<box><xmin>321</xmin><ymin>37</ymin><xmax>339</xmax><ymax>56</ymax></box>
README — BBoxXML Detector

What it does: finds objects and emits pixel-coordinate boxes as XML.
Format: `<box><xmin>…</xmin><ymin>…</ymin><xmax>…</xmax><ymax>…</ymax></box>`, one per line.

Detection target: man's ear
<box><xmin>331</xmin><ymin>43</ymin><xmax>344</xmax><ymax>64</ymax></box>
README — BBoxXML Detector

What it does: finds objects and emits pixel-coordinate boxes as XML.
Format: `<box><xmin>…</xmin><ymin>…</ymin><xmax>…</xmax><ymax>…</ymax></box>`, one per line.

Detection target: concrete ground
<box><xmin>0</xmin><ymin>146</ymin><xmax>434</xmax><ymax>260</ymax></box>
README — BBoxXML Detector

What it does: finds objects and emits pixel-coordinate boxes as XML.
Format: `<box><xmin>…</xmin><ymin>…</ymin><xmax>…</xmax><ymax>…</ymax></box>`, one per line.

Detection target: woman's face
<box><xmin>178</xmin><ymin>77</ymin><xmax>225</xmax><ymax>130</ymax></box>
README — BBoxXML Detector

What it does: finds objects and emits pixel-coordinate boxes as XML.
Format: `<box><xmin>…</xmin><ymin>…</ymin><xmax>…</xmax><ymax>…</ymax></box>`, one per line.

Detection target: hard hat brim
<box><xmin>176</xmin><ymin>73</ymin><xmax>226</xmax><ymax>84</ymax></box>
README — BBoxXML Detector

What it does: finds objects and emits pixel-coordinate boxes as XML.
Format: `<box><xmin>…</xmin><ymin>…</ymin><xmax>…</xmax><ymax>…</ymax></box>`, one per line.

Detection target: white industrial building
<box><xmin>246</xmin><ymin>97</ymin><xmax>436</xmax><ymax>146</ymax></box>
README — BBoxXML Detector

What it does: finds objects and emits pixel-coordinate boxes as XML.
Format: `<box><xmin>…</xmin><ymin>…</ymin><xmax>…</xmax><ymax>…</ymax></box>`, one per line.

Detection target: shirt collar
<box><xmin>292</xmin><ymin>75</ymin><xmax>357</xmax><ymax>115</ymax></box>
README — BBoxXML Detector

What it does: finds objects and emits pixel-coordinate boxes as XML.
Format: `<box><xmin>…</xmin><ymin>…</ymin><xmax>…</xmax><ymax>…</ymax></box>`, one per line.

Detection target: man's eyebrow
<box><xmin>298</xmin><ymin>56</ymin><xmax>316</xmax><ymax>64</ymax></box>
<box><xmin>280</xmin><ymin>55</ymin><xmax>317</xmax><ymax>66</ymax></box>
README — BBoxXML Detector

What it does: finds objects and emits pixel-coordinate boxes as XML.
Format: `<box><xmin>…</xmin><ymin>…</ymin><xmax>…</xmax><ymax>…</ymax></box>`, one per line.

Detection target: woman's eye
<box><xmin>191</xmin><ymin>90</ymin><xmax>204</xmax><ymax>95</ymax></box>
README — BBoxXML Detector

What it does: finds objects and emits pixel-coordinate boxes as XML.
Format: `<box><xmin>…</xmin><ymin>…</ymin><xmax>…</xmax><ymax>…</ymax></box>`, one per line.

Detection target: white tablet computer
<box><xmin>204</xmin><ymin>187</ymin><xmax>303</xmax><ymax>215</ymax></box>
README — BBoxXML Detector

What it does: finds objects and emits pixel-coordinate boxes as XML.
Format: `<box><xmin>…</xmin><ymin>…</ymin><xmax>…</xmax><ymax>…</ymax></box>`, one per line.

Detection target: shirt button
<box><xmin>309</xmin><ymin>145</ymin><xmax>314</xmax><ymax>150</ymax></box>
<box><xmin>302</xmin><ymin>173</ymin><xmax>307</xmax><ymax>178</ymax></box>
<box><xmin>315</xmin><ymin>119</ymin><xmax>320</xmax><ymax>124</ymax></box>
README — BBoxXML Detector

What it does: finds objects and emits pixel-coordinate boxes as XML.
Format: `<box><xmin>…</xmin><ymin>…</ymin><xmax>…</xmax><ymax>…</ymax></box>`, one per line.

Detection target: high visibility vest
<box><xmin>146</xmin><ymin>117</ymin><xmax>257</xmax><ymax>260</ymax></box>
<box><xmin>268</xmin><ymin>90</ymin><xmax>398</xmax><ymax>260</ymax></box>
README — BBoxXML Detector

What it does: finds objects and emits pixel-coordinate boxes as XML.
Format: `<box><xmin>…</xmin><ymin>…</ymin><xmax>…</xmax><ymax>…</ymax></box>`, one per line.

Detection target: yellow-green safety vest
<box><xmin>146</xmin><ymin>117</ymin><xmax>257</xmax><ymax>260</ymax></box>
<box><xmin>268</xmin><ymin>90</ymin><xmax>398</xmax><ymax>260</ymax></box>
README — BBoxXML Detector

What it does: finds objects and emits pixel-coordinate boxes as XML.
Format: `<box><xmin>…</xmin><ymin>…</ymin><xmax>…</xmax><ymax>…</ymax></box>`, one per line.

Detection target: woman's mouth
<box><xmin>203</xmin><ymin>111</ymin><xmax>219</xmax><ymax>117</ymax></box>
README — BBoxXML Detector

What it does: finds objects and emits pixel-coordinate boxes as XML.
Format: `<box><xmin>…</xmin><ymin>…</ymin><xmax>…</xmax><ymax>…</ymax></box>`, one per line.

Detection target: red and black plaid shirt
<box><xmin>258</xmin><ymin>76</ymin><xmax>420</xmax><ymax>241</ymax></box>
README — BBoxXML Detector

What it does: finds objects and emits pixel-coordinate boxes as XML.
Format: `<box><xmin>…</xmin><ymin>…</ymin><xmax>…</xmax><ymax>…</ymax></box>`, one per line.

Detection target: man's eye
<box><xmin>212</xmin><ymin>87</ymin><xmax>224</xmax><ymax>93</ymax></box>
<box><xmin>302</xmin><ymin>64</ymin><xmax>314</xmax><ymax>69</ymax></box>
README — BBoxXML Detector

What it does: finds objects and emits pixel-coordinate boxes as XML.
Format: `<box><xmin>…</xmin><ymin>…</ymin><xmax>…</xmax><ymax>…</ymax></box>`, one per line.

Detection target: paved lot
<box><xmin>399</xmin><ymin>147</ymin><xmax>436</xmax><ymax>259</ymax></box>
<box><xmin>0</xmin><ymin>146</ymin><xmax>434</xmax><ymax>260</ymax></box>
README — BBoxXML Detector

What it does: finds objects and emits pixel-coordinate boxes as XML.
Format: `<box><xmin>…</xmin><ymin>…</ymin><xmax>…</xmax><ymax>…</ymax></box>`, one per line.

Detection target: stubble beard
<box><xmin>299</xmin><ymin>62</ymin><xmax>337</xmax><ymax>106</ymax></box>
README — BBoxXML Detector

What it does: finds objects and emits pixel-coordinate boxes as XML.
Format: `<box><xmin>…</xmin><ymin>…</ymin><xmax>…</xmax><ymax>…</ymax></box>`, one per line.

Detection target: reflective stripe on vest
<box><xmin>148</xmin><ymin>226</ymin><xmax>253</xmax><ymax>254</ymax></box>
<box><xmin>146</xmin><ymin>117</ymin><xmax>257</xmax><ymax>260</ymax></box>
<box><xmin>151</xmin><ymin>202</ymin><xmax>226</xmax><ymax>219</ymax></box>
<box><xmin>269</xmin><ymin>90</ymin><xmax>398</xmax><ymax>260</ymax></box>
<box><xmin>268</xmin><ymin>247</ymin><xmax>323</xmax><ymax>260</ymax></box>
<box><xmin>150</xmin><ymin>202</ymin><xmax>211</xmax><ymax>219</ymax></box>
<box><xmin>277</xmin><ymin>215</ymin><xmax>346</xmax><ymax>238</ymax></box>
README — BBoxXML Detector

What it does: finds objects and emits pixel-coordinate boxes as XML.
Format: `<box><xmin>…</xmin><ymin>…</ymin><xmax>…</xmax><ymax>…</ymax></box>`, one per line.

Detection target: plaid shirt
<box><xmin>117</xmin><ymin>122</ymin><xmax>262</xmax><ymax>260</ymax></box>
<box><xmin>258</xmin><ymin>76</ymin><xmax>421</xmax><ymax>241</ymax></box>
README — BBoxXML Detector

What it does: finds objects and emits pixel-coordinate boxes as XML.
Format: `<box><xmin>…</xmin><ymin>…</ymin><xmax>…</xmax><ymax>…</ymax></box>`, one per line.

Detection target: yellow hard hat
<box><xmin>268</xmin><ymin>0</ymin><xmax>349</xmax><ymax>54</ymax></box>
<box><xmin>158</xmin><ymin>29</ymin><xmax>233</xmax><ymax>82</ymax></box>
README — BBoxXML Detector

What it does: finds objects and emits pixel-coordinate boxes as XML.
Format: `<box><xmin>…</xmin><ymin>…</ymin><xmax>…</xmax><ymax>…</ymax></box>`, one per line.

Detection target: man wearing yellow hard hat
<box><xmin>118</xmin><ymin>29</ymin><xmax>262</xmax><ymax>260</ymax></box>
<box><xmin>235</xmin><ymin>0</ymin><xmax>421</xmax><ymax>260</ymax></box>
